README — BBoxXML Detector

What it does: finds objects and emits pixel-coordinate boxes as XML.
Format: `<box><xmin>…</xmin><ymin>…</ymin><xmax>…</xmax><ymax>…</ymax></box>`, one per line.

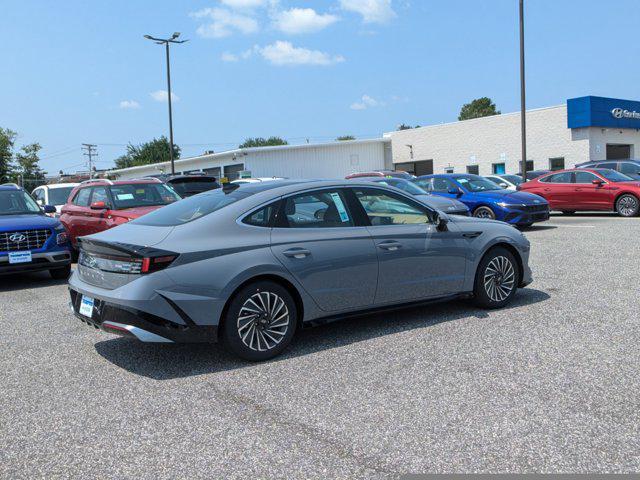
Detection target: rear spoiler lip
<box><xmin>78</xmin><ymin>237</ymin><xmax>178</xmax><ymax>260</ymax></box>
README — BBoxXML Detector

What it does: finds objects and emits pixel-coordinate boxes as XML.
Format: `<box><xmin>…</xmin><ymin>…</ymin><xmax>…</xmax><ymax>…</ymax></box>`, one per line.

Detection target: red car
<box><xmin>518</xmin><ymin>168</ymin><xmax>640</xmax><ymax>217</ymax></box>
<box><xmin>345</xmin><ymin>170</ymin><xmax>414</xmax><ymax>180</ymax></box>
<box><xmin>60</xmin><ymin>178</ymin><xmax>181</xmax><ymax>248</ymax></box>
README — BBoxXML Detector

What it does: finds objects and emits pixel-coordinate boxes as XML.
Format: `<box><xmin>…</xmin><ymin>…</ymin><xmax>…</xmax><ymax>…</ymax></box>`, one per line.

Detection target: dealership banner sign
<box><xmin>568</xmin><ymin>95</ymin><xmax>640</xmax><ymax>129</ymax></box>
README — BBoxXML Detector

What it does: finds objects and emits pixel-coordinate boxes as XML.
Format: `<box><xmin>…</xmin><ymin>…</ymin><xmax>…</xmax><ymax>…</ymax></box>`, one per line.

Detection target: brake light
<box><xmin>140</xmin><ymin>255</ymin><xmax>177</xmax><ymax>273</ymax></box>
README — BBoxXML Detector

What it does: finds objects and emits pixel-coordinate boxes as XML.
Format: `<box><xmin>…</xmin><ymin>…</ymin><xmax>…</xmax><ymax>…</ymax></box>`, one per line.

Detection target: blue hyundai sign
<box><xmin>567</xmin><ymin>96</ymin><xmax>640</xmax><ymax>129</ymax></box>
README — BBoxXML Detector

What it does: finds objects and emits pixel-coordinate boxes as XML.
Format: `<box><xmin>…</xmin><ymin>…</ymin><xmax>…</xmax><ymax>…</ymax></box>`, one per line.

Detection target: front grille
<box><xmin>521</xmin><ymin>204</ymin><xmax>549</xmax><ymax>213</ymax></box>
<box><xmin>0</xmin><ymin>229</ymin><xmax>51</xmax><ymax>253</ymax></box>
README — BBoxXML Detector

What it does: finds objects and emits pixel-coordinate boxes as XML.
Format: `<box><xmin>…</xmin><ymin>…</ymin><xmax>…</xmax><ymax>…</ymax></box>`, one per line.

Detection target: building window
<box><xmin>444</xmin><ymin>166</ymin><xmax>454</xmax><ymax>173</ymax></box>
<box><xmin>549</xmin><ymin>157</ymin><xmax>565</xmax><ymax>171</ymax></box>
<box><xmin>492</xmin><ymin>163</ymin><xmax>506</xmax><ymax>174</ymax></box>
<box><xmin>526</xmin><ymin>160</ymin><xmax>534</xmax><ymax>171</ymax></box>
<box><xmin>466</xmin><ymin>165</ymin><xmax>479</xmax><ymax>175</ymax></box>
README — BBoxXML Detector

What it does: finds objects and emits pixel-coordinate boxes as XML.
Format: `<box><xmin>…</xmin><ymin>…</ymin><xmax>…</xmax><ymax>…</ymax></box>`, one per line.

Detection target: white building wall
<box><xmin>388</xmin><ymin>105</ymin><xmax>591</xmax><ymax>174</ymax></box>
<box><xmin>111</xmin><ymin>140</ymin><xmax>388</xmax><ymax>180</ymax></box>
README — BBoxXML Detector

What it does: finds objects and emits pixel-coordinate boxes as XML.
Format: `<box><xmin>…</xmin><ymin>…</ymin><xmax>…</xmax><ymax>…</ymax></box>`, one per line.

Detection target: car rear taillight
<box><xmin>140</xmin><ymin>255</ymin><xmax>178</xmax><ymax>273</ymax></box>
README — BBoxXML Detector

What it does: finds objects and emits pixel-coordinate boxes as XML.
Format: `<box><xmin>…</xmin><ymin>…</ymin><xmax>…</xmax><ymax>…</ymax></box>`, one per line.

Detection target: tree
<box><xmin>336</xmin><ymin>135</ymin><xmax>356</xmax><ymax>141</ymax></box>
<box><xmin>0</xmin><ymin>127</ymin><xmax>17</xmax><ymax>183</ymax></box>
<box><xmin>239</xmin><ymin>137</ymin><xmax>288</xmax><ymax>149</ymax></box>
<box><xmin>458</xmin><ymin>97</ymin><xmax>500</xmax><ymax>121</ymax></box>
<box><xmin>396</xmin><ymin>124</ymin><xmax>420</xmax><ymax>131</ymax></box>
<box><xmin>114</xmin><ymin>136</ymin><xmax>180</xmax><ymax>169</ymax></box>
<box><xmin>14</xmin><ymin>142</ymin><xmax>46</xmax><ymax>191</ymax></box>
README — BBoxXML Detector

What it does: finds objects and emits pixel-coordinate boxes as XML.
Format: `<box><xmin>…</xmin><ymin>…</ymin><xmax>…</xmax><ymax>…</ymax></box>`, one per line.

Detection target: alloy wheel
<box><xmin>237</xmin><ymin>291</ymin><xmax>290</xmax><ymax>352</ymax></box>
<box><xmin>483</xmin><ymin>256</ymin><xmax>515</xmax><ymax>302</ymax></box>
<box><xmin>474</xmin><ymin>207</ymin><xmax>495</xmax><ymax>219</ymax></box>
<box><xmin>618</xmin><ymin>195</ymin><xmax>638</xmax><ymax>217</ymax></box>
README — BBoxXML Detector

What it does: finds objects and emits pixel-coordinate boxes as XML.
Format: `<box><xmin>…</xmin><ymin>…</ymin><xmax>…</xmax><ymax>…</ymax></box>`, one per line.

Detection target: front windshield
<box><xmin>456</xmin><ymin>175</ymin><xmax>503</xmax><ymax>192</ymax></box>
<box><xmin>0</xmin><ymin>190</ymin><xmax>42</xmax><ymax>215</ymax></box>
<box><xmin>374</xmin><ymin>178</ymin><xmax>427</xmax><ymax>195</ymax></box>
<box><xmin>48</xmin><ymin>187</ymin><xmax>75</xmax><ymax>205</ymax></box>
<box><xmin>594</xmin><ymin>169</ymin><xmax>634</xmax><ymax>183</ymax></box>
<box><xmin>501</xmin><ymin>174</ymin><xmax>523</xmax><ymax>185</ymax></box>
<box><xmin>109</xmin><ymin>183</ymin><xmax>181</xmax><ymax>209</ymax></box>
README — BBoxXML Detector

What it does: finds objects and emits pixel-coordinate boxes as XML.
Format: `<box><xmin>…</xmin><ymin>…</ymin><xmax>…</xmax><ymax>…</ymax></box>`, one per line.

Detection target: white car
<box><xmin>483</xmin><ymin>174</ymin><xmax>523</xmax><ymax>191</ymax></box>
<box><xmin>231</xmin><ymin>177</ymin><xmax>285</xmax><ymax>184</ymax></box>
<box><xmin>32</xmin><ymin>183</ymin><xmax>79</xmax><ymax>216</ymax></box>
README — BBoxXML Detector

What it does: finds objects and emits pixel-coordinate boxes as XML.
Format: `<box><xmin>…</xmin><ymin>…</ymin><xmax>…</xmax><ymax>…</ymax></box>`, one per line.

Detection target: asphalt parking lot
<box><xmin>2</xmin><ymin>214</ymin><xmax>640</xmax><ymax>478</ymax></box>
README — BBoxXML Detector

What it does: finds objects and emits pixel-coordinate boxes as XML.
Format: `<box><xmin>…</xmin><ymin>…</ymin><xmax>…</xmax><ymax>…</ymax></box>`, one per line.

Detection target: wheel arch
<box><xmin>217</xmin><ymin>273</ymin><xmax>305</xmax><ymax>341</ymax></box>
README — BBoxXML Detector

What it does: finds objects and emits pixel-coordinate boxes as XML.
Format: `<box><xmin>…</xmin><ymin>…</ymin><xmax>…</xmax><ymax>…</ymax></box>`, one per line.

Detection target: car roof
<box><xmin>39</xmin><ymin>183</ymin><xmax>80</xmax><ymax>189</ymax></box>
<box><xmin>0</xmin><ymin>184</ymin><xmax>22</xmax><ymax>191</ymax></box>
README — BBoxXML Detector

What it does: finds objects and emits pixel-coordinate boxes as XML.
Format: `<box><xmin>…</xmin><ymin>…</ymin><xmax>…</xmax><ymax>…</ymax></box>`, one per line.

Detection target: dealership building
<box><xmin>110</xmin><ymin>95</ymin><xmax>640</xmax><ymax>181</ymax></box>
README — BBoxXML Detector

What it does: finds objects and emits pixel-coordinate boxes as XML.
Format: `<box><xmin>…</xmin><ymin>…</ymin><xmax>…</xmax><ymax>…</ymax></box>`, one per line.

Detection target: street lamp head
<box><xmin>144</xmin><ymin>34</ymin><xmax>153</xmax><ymax>39</ymax></box>
<box><xmin>171</xmin><ymin>32</ymin><xmax>180</xmax><ymax>39</ymax></box>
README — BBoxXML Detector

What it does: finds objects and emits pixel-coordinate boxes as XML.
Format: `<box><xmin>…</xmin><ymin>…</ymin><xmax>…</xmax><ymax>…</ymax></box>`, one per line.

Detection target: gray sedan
<box><xmin>69</xmin><ymin>179</ymin><xmax>533</xmax><ymax>361</ymax></box>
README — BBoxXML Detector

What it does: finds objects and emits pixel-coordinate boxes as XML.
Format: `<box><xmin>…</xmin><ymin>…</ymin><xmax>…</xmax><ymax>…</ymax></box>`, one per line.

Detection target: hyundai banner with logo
<box><xmin>568</xmin><ymin>95</ymin><xmax>640</xmax><ymax>129</ymax></box>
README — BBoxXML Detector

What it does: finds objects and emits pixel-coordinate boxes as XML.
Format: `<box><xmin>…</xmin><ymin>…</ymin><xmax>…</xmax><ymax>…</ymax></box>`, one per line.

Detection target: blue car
<box><xmin>414</xmin><ymin>174</ymin><xmax>549</xmax><ymax>227</ymax></box>
<box><xmin>0</xmin><ymin>184</ymin><xmax>72</xmax><ymax>278</ymax></box>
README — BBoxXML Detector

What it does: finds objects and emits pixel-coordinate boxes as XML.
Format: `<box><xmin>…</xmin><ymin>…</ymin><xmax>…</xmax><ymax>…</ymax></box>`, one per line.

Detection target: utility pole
<box><xmin>82</xmin><ymin>144</ymin><xmax>97</xmax><ymax>179</ymax></box>
<box><xmin>519</xmin><ymin>0</ymin><xmax>527</xmax><ymax>178</ymax></box>
<box><xmin>144</xmin><ymin>32</ymin><xmax>188</xmax><ymax>175</ymax></box>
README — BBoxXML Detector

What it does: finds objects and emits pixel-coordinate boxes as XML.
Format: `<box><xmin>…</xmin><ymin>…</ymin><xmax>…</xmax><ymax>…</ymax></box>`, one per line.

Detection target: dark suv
<box><xmin>152</xmin><ymin>174</ymin><xmax>220</xmax><ymax>197</ymax></box>
<box><xmin>574</xmin><ymin>160</ymin><xmax>640</xmax><ymax>179</ymax></box>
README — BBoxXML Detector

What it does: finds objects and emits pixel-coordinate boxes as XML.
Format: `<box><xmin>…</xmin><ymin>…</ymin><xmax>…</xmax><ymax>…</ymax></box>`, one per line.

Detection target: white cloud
<box><xmin>256</xmin><ymin>41</ymin><xmax>344</xmax><ymax>66</ymax></box>
<box><xmin>119</xmin><ymin>100</ymin><xmax>140</xmax><ymax>109</ymax></box>
<box><xmin>350</xmin><ymin>94</ymin><xmax>381</xmax><ymax>110</ymax></box>
<box><xmin>273</xmin><ymin>8</ymin><xmax>339</xmax><ymax>34</ymax></box>
<box><xmin>220</xmin><ymin>0</ymin><xmax>267</xmax><ymax>9</ymax></box>
<box><xmin>221</xmin><ymin>52</ymin><xmax>239</xmax><ymax>62</ymax></box>
<box><xmin>191</xmin><ymin>7</ymin><xmax>259</xmax><ymax>38</ymax></box>
<box><xmin>150</xmin><ymin>90</ymin><xmax>179</xmax><ymax>102</ymax></box>
<box><xmin>340</xmin><ymin>0</ymin><xmax>396</xmax><ymax>23</ymax></box>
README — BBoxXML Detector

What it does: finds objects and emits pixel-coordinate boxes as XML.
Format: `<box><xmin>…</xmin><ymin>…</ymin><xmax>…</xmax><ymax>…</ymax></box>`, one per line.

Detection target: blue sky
<box><xmin>2</xmin><ymin>0</ymin><xmax>639</xmax><ymax>173</ymax></box>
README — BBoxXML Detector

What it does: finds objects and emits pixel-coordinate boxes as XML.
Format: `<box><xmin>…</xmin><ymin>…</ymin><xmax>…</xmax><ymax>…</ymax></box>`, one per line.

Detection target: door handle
<box><xmin>462</xmin><ymin>231</ymin><xmax>482</xmax><ymax>239</ymax></box>
<box><xmin>377</xmin><ymin>241</ymin><xmax>402</xmax><ymax>251</ymax></box>
<box><xmin>282</xmin><ymin>248</ymin><xmax>311</xmax><ymax>259</ymax></box>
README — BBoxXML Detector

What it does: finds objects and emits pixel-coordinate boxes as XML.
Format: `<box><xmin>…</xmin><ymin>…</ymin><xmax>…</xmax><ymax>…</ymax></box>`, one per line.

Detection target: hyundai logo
<box><xmin>9</xmin><ymin>233</ymin><xmax>27</xmax><ymax>243</ymax></box>
<box><xmin>611</xmin><ymin>107</ymin><xmax>640</xmax><ymax>120</ymax></box>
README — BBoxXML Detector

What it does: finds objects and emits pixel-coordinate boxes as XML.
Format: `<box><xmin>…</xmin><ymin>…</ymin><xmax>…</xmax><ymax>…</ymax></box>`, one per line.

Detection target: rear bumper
<box><xmin>68</xmin><ymin>287</ymin><xmax>218</xmax><ymax>343</ymax></box>
<box><xmin>0</xmin><ymin>250</ymin><xmax>72</xmax><ymax>275</ymax></box>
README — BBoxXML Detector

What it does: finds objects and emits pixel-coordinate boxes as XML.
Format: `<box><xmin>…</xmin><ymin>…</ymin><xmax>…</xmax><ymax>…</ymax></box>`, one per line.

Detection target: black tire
<box><xmin>473</xmin><ymin>206</ymin><xmax>496</xmax><ymax>220</ymax></box>
<box><xmin>221</xmin><ymin>280</ymin><xmax>297</xmax><ymax>361</ymax></box>
<box><xmin>50</xmin><ymin>265</ymin><xmax>71</xmax><ymax>280</ymax></box>
<box><xmin>561</xmin><ymin>210</ymin><xmax>576</xmax><ymax>215</ymax></box>
<box><xmin>473</xmin><ymin>247</ymin><xmax>520</xmax><ymax>309</ymax></box>
<box><xmin>616</xmin><ymin>194</ymin><xmax>640</xmax><ymax>217</ymax></box>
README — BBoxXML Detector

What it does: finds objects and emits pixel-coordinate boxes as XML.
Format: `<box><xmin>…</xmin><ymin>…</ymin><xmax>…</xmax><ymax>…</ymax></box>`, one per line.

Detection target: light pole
<box><xmin>519</xmin><ymin>0</ymin><xmax>527</xmax><ymax>179</ymax></box>
<box><xmin>144</xmin><ymin>32</ymin><xmax>188</xmax><ymax>175</ymax></box>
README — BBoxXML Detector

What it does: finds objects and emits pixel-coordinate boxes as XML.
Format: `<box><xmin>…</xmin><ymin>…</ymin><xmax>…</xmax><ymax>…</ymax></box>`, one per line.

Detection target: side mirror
<box><xmin>36</xmin><ymin>199</ymin><xmax>44</xmax><ymax>206</ymax></box>
<box><xmin>90</xmin><ymin>201</ymin><xmax>107</xmax><ymax>210</ymax></box>
<box><xmin>592</xmin><ymin>179</ymin><xmax>604</xmax><ymax>186</ymax></box>
<box><xmin>499</xmin><ymin>182</ymin><xmax>508</xmax><ymax>188</ymax></box>
<box><xmin>43</xmin><ymin>205</ymin><xmax>56</xmax><ymax>214</ymax></box>
<box><xmin>447</xmin><ymin>188</ymin><xmax>462</xmax><ymax>196</ymax></box>
<box><xmin>435</xmin><ymin>212</ymin><xmax>449</xmax><ymax>232</ymax></box>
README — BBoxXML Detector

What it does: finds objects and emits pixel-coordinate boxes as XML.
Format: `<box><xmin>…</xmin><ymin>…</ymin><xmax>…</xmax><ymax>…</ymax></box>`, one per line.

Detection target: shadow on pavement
<box><xmin>0</xmin><ymin>270</ymin><xmax>71</xmax><ymax>292</ymax></box>
<box><xmin>95</xmin><ymin>287</ymin><xmax>551</xmax><ymax>381</ymax></box>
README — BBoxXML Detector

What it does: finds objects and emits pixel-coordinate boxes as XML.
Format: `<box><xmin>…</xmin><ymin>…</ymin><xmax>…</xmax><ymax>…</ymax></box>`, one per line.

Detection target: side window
<box><xmin>431</xmin><ymin>178</ymin><xmax>456</xmax><ymax>192</ymax></box>
<box><xmin>541</xmin><ymin>172</ymin><xmax>572</xmax><ymax>183</ymax></box>
<box><xmin>73</xmin><ymin>188</ymin><xmax>92</xmax><ymax>206</ymax></box>
<box><xmin>91</xmin><ymin>187</ymin><xmax>109</xmax><ymax>205</ymax></box>
<box><xmin>352</xmin><ymin>188</ymin><xmax>431</xmax><ymax>226</ymax></box>
<box><xmin>281</xmin><ymin>190</ymin><xmax>353</xmax><ymax>228</ymax></box>
<box><xmin>243</xmin><ymin>202</ymin><xmax>279</xmax><ymax>227</ymax></box>
<box><xmin>574</xmin><ymin>172</ymin><xmax>598</xmax><ymax>184</ymax></box>
<box><xmin>620</xmin><ymin>163</ymin><xmax>640</xmax><ymax>175</ymax></box>
<box><xmin>33</xmin><ymin>189</ymin><xmax>45</xmax><ymax>203</ymax></box>
<box><xmin>597</xmin><ymin>162</ymin><xmax>617</xmax><ymax>170</ymax></box>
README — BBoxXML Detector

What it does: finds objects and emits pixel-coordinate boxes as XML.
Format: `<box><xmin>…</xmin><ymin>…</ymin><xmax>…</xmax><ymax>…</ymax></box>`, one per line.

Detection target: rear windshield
<box><xmin>168</xmin><ymin>178</ymin><xmax>219</xmax><ymax>197</ymax></box>
<box><xmin>132</xmin><ymin>188</ymin><xmax>251</xmax><ymax>226</ymax></box>
<box><xmin>48</xmin><ymin>187</ymin><xmax>75</xmax><ymax>205</ymax></box>
<box><xmin>109</xmin><ymin>183</ymin><xmax>180</xmax><ymax>209</ymax></box>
